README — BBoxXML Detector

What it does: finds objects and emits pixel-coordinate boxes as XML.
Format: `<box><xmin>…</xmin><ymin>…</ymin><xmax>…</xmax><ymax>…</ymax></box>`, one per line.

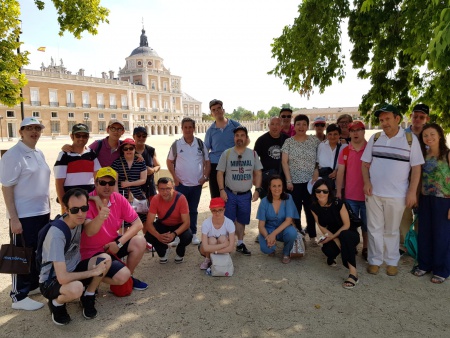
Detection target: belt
<box><xmin>226</xmin><ymin>187</ymin><xmax>251</xmax><ymax>195</ymax></box>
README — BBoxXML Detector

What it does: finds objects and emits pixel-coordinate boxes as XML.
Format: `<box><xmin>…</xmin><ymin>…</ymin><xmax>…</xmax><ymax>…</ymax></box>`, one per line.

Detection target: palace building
<box><xmin>0</xmin><ymin>28</ymin><xmax>202</xmax><ymax>138</ymax></box>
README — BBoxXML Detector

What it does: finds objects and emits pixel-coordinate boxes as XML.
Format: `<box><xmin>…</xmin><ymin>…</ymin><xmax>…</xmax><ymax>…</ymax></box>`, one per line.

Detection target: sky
<box><xmin>19</xmin><ymin>0</ymin><xmax>371</xmax><ymax>114</ymax></box>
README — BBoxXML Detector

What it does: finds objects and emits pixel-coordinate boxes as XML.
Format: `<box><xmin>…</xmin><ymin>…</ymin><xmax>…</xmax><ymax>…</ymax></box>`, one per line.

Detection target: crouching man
<box><xmin>39</xmin><ymin>188</ymin><xmax>111</xmax><ymax>325</ymax></box>
<box><xmin>80</xmin><ymin>167</ymin><xmax>148</xmax><ymax>292</ymax></box>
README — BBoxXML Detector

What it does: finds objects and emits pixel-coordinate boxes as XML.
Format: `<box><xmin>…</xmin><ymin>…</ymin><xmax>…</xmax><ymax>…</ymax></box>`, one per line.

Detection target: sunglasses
<box><xmin>98</xmin><ymin>180</ymin><xmax>116</xmax><ymax>186</ymax></box>
<box><xmin>135</xmin><ymin>134</ymin><xmax>147</xmax><ymax>138</ymax></box>
<box><xmin>74</xmin><ymin>133</ymin><xmax>89</xmax><ymax>139</ymax></box>
<box><xmin>24</xmin><ymin>126</ymin><xmax>42</xmax><ymax>131</ymax></box>
<box><xmin>68</xmin><ymin>205</ymin><xmax>89</xmax><ymax>214</ymax></box>
<box><xmin>109</xmin><ymin>126</ymin><xmax>124</xmax><ymax>132</ymax></box>
<box><xmin>315</xmin><ymin>123</ymin><xmax>325</xmax><ymax>127</ymax></box>
<box><xmin>211</xmin><ymin>209</ymin><xmax>224</xmax><ymax>214</ymax></box>
<box><xmin>315</xmin><ymin>189</ymin><xmax>330</xmax><ymax>194</ymax></box>
<box><xmin>122</xmin><ymin>147</ymin><xmax>135</xmax><ymax>151</ymax></box>
<box><xmin>238</xmin><ymin>155</ymin><xmax>242</xmax><ymax>160</ymax></box>
<box><xmin>280</xmin><ymin>115</ymin><xmax>292</xmax><ymax>119</ymax></box>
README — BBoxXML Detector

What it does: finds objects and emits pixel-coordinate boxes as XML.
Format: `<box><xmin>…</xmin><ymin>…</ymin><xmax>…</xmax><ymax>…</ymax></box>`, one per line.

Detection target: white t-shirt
<box><xmin>361</xmin><ymin>128</ymin><xmax>424</xmax><ymax>198</ymax></box>
<box><xmin>201</xmin><ymin>216</ymin><xmax>235</xmax><ymax>238</ymax></box>
<box><xmin>0</xmin><ymin>140</ymin><xmax>50</xmax><ymax>218</ymax></box>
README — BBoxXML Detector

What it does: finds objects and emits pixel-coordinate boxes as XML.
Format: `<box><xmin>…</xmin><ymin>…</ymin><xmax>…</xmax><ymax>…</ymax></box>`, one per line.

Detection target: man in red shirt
<box><xmin>145</xmin><ymin>177</ymin><xmax>192</xmax><ymax>264</ymax></box>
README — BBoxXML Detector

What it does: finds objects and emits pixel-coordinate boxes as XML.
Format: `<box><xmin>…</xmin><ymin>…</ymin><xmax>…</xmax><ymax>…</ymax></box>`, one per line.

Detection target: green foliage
<box><xmin>240</xmin><ymin>111</ymin><xmax>256</xmax><ymax>121</ymax></box>
<box><xmin>267</xmin><ymin>106</ymin><xmax>280</xmax><ymax>117</ymax></box>
<box><xmin>256</xmin><ymin>110</ymin><xmax>268</xmax><ymax>119</ymax></box>
<box><xmin>0</xmin><ymin>0</ymin><xmax>109</xmax><ymax>107</ymax></box>
<box><xmin>202</xmin><ymin>113</ymin><xmax>214</xmax><ymax>121</ymax></box>
<box><xmin>270</xmin><ymin>0</ymin><xmax>450</xmax><ymax>131</ymax></box>
<box><xmin>229</xmin><ymin>106</ymin><xmax>254</xmax><ymax>121</ymax></box>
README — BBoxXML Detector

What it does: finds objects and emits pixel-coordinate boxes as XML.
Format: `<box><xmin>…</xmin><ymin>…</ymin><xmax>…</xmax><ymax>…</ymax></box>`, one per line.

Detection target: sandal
<box><xmin>282</xmin><ymin>255</ymin><xmax>291</xmax><ymax>264</ymax></box>
<box><xmin>412</xmin><ymin>266</ymin><xmax>427</xmax><ymax>277</ymax></box>
<box><xmin>431</xmin><ymin>275</ymin><xmax>446</xmax><ymax>284</ymax></box>
<box><xmin>343</xmin><ymin>274</ymin><xmax>359</xmax><ymax>289</ymax></box>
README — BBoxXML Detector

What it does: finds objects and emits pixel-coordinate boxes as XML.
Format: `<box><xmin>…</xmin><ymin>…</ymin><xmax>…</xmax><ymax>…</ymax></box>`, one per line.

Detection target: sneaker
<box><xmin>174</xmin><ymin>255</ymin><xmax>184</xmax><ymax>264</ymax></box>
<box><xmin>200</xmin><ymin>258</ymin><xmax>211</xmax><ymax>270</ymax></box>
<box><xmin>169</xmin><ymin>236</ymin><xmax>180</xmax><ymax>247</ymax></box>
<box><xmin>28</xmin><ymin>287</ymin><xmax>41</xmax><ymax>296</ymax></box>
<box><xmin>12</xmin><ymin>297</ymin><xmax>44</xmax><ymax>311</ymax></box>
<box><xmin>236</xmin><ymin>243</ymin><xmax>251</xmax><ymax>256</ymax></box>
<box><xmin>132</xmin><ymin>277</ymin><xmax>148</xmax><ymax>290</ymax></box>
<box><xmin>191</xmin><ymin>236</ymin><xmax>200</xmax><ymax>245</ymax></box>
<box><xmin>80</xmin><ymin>295</ymin><xmax>97</xmax><ymax>319</ymax></box>
<box><xmin>160</xmin><ymin>248</ymin><xmax>170</xmax><ymax>264</ymax></box>
<box><xmin>47</xmin><ymin>301</ymin><xmax>71</xmax><ymax>325</ymax></box>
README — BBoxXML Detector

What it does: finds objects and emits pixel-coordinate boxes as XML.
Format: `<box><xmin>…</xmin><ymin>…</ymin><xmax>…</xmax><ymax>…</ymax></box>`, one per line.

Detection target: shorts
<box><xmin>102</xmin><ymin>236</ymin><xmax>131</xmax><ymax>278</ymax></box>
<box><xmin>39</xmin><ymin>258</ymin><xmax>93</xmax><ymax>300</ymax></box>
<box><xmin>224</xmin><ymin>189</ymin><xmax>251</xmax><ymax>225</ymax></box>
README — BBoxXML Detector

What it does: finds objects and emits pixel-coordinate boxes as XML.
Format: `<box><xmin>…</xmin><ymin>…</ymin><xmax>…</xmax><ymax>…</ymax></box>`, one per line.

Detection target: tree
<box><xmin>241</xmin><ymin>111</ymin><xmax>256</xmax><ymax>121</ymax></box>
<box><xmin>0</xmin><ymin>0</ymin><xmax>109</xmax><ymax>107</ymax></box>
<box><xmin>269</xmin><ymin>0</ymin><xmax>450</xmax><ymax>130</ymax></box>
<box><xmin>256</xmin><ymin>110</ymin><xmax>268</xmax><ymax>119</ymax></box>
<box><xmin>267</xmin><ymin>106</ymin><xmax>281</xmax><ymax>117</ymax></box>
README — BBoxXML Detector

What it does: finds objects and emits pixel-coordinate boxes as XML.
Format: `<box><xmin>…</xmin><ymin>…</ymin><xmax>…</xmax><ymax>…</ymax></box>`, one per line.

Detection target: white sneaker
<box><xmin>174</xmin><ymin>255</ymin><xmax>184</xmax><ymax>264</ymax></box>
<box><xmin>12</xmin><ymin>297</ymin><xmax>44</xmax><ymax>311</ymax></box>
<box><xmin>191</xmin><ymin>236</ymin><xmax>200</xmax><ymax>245</ymax></box>
<box><xmin>160</xmin><ymin>248</ymin><xmax>170</xmax><ymax>264</ymax></box>
<box><xmin>28</xmin><ymin>287</ymin><xmax>41</xmax><ymax>296</ymax></box>
<box><xmin>169</xmin><ymin>236</ymin><xmax>180</xmax><ymax>247</ymax></box>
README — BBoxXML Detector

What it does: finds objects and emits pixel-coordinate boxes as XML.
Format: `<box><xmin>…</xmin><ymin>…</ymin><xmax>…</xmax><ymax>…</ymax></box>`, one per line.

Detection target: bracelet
<box><xmin>286</xmin><ymin>181</ymin><xmax>292</xmax><ymax>184</ymax></box>
<box><xmin>219</xmin><ymin>188</ymin><xmax>224</xmax><ymax>191</ymax></box>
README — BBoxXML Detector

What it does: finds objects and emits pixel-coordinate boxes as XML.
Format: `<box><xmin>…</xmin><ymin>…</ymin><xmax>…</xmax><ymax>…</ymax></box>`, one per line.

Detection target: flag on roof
<box><xmin>37</xmin><ymin>47</ymin><xmax>46</xmax><ymax>52</ymax></box>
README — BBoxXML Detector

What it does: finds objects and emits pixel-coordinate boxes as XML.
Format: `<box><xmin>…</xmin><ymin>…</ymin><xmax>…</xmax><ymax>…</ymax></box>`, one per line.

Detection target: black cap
<box><xmin>412</xmin><ymin>103</ymin><xmax>429</xmax><ymax>115</ymax></box>
<box><xmin>133</xmin><ymin>126</ymin><xmax>147</xmax><ymax>135</ymax></box>
<box><xmin>374</xmin><ymin>104</ymin><xmax>401</xmax><ymax>118</ymax></box>
<box><xmin>209</xmin><ymin>99</ymin><xmax>223</xmax><ymax>109</ymax></box>
<box><xmin>233</xmin><ymin>126</ymin><xmax>248</xmax><ymax>135</ymax></box>
<box><xmin>279</xmin><ymin>108</ymin><xmax>293</xmax><ymax>115</ymax></box>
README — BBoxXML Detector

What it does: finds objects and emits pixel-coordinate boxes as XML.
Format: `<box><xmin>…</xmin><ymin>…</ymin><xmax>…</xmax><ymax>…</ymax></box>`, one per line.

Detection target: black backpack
<box><xmin>35</xmin><ymin>215</ymin><xmax>71</xmax><ymax>278</ymax></box>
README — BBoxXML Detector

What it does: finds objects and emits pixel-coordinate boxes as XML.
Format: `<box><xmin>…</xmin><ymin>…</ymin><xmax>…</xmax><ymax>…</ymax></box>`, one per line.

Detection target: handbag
<box><xmin>290</xmin><ymin>230</ymin><xmax>305</xmax><ymax>258</ymax></box>
<box><xmin>0</xmin><ymin>236</ymin><xmax>33</xmax><ymax>275</ymax></box>
<box><xmin>210</xmin><ymin>253</ymin><xmax>234</xmax><ymax>277</ymax></box>
<box><xmin>108</xmin><ymin>251</ymin><xmax>133</xmax><ymax>297</ymax></box>
<box><xmin>405</xmin><ymin>215</ymin><xmax>418</xmax><ymax>260</ymax></box>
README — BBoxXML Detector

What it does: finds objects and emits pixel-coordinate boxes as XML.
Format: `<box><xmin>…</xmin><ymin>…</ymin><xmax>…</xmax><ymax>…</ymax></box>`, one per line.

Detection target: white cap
<box><xmin>20</xmin><ymin>117</ymin><xmax>45</xmax><ymax>129</ymax></box>
<box><xmin>307</xmin><ymin>177</ymin><xmax>322</xmax><ymax>194</ymax></box>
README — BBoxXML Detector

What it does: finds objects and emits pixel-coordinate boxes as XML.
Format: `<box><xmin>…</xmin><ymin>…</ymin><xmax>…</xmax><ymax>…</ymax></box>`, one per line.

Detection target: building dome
<box><xmin>129</xmin><ymin>29</ymin><xmax>159</xmax><ymax>57</ymax></box>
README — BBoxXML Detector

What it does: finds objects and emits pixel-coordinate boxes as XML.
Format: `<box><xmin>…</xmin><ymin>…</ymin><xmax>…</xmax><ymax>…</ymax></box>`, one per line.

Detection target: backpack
<box><xmin>36</xmin><ymin>215</ymin><xmax>71</xmax><ymax>279</ymax></box>
<box><xmin>170</xmin><ymin>137</ymin><xmax>206</xmax><ymax>168</ymax></box>
<box><xmin>373</xmin><ymin>130</ymin><xmax>413</xmax><ymax>147</ymax></box>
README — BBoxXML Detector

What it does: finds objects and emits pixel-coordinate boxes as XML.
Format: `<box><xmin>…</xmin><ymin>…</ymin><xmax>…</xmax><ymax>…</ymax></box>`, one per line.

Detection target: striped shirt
<box><xmin>111</xmin><ymin>157</ymin><xmax>147</xmax><ymax>200</ymax></box>
<box><xmin>53</xmin><ymin>148</ymin><xmax>101</xmax><ymax>193</ymax></box>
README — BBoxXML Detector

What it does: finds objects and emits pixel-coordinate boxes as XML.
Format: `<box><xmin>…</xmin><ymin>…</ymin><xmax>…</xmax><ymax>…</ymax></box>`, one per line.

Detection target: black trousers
<box><xmin>322</xmin><ymin>230</ymin><xmax>360</xmax><ymax>268</ymax></box>
<box><xmin>208</xmin><ymin>163</ymin><xmax>222</xmax><ymax>198</ymax></box>
<box><xmin>145</xmin><ymin>222</ymin><xmax>193</xmax><ymax>258</ymax></box>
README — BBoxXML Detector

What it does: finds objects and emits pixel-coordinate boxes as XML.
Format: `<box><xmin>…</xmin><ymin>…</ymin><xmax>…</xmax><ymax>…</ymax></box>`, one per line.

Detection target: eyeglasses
<box><xmin>350</xmin><ymin>129</ymin><xmax>364</xmax><ymax>132</ymax></box>
<box><xmin>338</xmin><ymin>121</ymin><xmax>350</xmax><ymax>125</ymax></box>
<box><xmin>109</xmin><ymin>126</ymin><xmax>124</xmax><ymax>132</ymax></box>
<box><xmin>238</xmin><ymin>155</ymin><xmax>242</xmax><ymax>160</ymax></box>
<box><xmin>98</xmin><ymin>180</ymin><xmax>116</xmax><ymax>186</ymax></box>
<box><xmin>122</xmin><ymin>147</ymin><xmax>135</xmax><ymax>151</ymax></box>
<box><xmin>158</xmin><ymin>187</ymin><xmax>173</xmax><ymax>192</ymax></box>
<box><xmin>135</xmin><ymin>134</ymin><xmax>147</xmax><ymax>138</ymax></box>
<box><xmin>280</xmin><ymin>115</ymin><xmax>292</xmax><ymax>119</ymax></box>
<box><xmin>315</xmin><ymin>123</ymin><xmax>325</xmax><ymax>127</ymax></box>
<box><xmin>24</xmin><ymin>126</ymin><xmax>42</xmax><ymax>132</ymax></box>
<box><xmin>315</xmin><ymin>189</ymin><xmax>330</xmax><ymax>194</ymax></box>
<box><xmin>68</xmin><ymin>205</ymin><xmax>89</xmax><ymax>214</ymax></box>
<box><xmin>211</xmin><ymin>209</ymin><xmax>224</xmax><ymax>214</ymax></box>
<box><xmin>74</xmin><ymin>133</ymin><xmax>89</xmax><ymax>139</ymax></box>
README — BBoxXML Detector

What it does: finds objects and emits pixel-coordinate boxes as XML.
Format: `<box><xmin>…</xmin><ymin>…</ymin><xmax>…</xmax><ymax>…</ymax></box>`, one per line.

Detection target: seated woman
<box><xmin>310</xmin><ymin>179</ymin><xmax>360</xmax><ymax>289</ymax></box>
<box><xmin>199</xmin><ymin>198</ymin><xmax>236</xmax><ymax>270</ymax></box>
<box><xmin>414</xmin><ymin>123</ymin><xmax>450</xmax><ymax>284</ymax></box>
<box><xmin>256</xmin><ymin>175</ymin><xmax>298</xmax><ymax>264</ymax></box>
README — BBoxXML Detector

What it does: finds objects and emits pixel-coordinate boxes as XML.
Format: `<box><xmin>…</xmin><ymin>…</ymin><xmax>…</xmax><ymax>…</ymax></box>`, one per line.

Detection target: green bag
<box><xmin>405</xmin><ymin>215</ymin><xmax>418</xmax><ymax>260</ymax></box>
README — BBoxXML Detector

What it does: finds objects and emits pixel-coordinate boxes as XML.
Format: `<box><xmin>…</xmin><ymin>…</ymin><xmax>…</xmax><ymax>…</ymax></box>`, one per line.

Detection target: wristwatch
<box><xmin>203</xmin><ymin>175</ymin><xmax>209</xmax><ymax>181</ymax></box>
<box><xmin>172</xmin><ymin>231</ymin><xmax>178</xmax><ymax>238</ymax></box>
<box><xmin>255</xmin><ymin>187</ymin><xmax>263</xmax><ymax>194</ymax></box>
<box><xmin>115</xmin><ymin>240</ymin><xmax>123</xmax><ymax>249</ymax></box>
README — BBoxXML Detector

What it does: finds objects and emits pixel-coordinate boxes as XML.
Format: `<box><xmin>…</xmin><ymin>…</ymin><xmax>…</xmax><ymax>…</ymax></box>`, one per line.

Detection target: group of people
<box><xmin>1</xmin><ymin>99</ymin><xmax>448</xmax><ymax>324</ymax></box>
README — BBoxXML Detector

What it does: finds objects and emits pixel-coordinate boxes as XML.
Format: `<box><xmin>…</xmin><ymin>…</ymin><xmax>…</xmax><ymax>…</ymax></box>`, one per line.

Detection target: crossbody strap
<box><xmin>159</xmin><ymin>192</ymin><xmax>182</xmax><ymax>222</ymax></box>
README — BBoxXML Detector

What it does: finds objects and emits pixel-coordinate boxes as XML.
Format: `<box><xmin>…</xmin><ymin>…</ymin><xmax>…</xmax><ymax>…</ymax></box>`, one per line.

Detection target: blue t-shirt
<box><xmin>256</xmin><ymin>194</ymin><xmax>299</xmax><ymax>233</ymax></box>
<box><xmin>205</xmin><ymin>119</ymin><xmax>240</xmax><ymax>164</ymax></box>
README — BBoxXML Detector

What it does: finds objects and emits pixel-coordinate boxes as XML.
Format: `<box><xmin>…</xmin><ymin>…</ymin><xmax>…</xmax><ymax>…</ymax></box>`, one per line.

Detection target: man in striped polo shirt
<box><xmin>361</xmin><ymin>104</ymin><xmax>424</xmax><ymax>277</ymax></box>
<box><xmin>54</xmin><ymin>124</ymin><xmax>101</xmax><ymax>211</ymax></box>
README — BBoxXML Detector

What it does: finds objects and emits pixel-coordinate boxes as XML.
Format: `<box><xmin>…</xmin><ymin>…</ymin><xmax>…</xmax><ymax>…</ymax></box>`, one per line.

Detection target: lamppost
<box><xmin>17</xmin><ymin>20</ymin><xmax>24</xmax><ymax>121</ymax></box>
<box><xmin>0</xmin><ymin>115</ymin><xmax>3</xmax><ymax>142</ymax></box>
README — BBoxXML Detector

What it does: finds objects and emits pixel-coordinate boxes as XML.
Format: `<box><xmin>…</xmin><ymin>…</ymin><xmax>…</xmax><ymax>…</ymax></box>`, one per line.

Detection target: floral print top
<box><xmin>421</xmin><ymin>155</ymin><xmax>450</xmax><ymax>198</ymax></box>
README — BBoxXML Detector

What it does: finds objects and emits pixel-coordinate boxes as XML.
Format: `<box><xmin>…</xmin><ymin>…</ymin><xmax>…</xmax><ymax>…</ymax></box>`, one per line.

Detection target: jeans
<box><xmin>175</xmin><ymin>183</ymin><xmax>203</xmax><ymax>235</ymax></box>
<box><xmin>258</xmin><ymin>225</ymin><xmax>297</xmax><ymax>256</ymax></box>
<box><xmin>346</xmin><ymin>199</ymin><xmax>367</xmax><ymax>232</ymax></box>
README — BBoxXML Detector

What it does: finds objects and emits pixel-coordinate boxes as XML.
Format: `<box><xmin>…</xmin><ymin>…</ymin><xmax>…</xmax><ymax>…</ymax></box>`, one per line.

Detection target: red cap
<box><xmin>348</xmin><ymin>121</ymin><xmax>365</xmax><ymax>130</ymax></box>
<box><xmin>209</xmin><ymin>197</ymin><xmax>225</xmax><ymax>209</ymax></box>
<box><xmin>120</xmin><ymin>138</ymin><xmax>136</xmax><ymax>147</ymax></box>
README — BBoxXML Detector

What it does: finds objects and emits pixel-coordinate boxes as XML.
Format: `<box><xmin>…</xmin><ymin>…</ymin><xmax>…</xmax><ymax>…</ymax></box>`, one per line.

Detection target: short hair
<box><xmin>337</xmin><ymin>114</ymin><xmax>353</xmax><ymax>124</ymax></box>
<box><xmin>62</xmin><ymin>188</ymin><xmax>89</xmax><ymax>208</ymax></box>
<box><xmin>157</xmin><ymin>177</ymin><xmax>174</xmax><ymax>185</ymax></box>
<box><xmin>294</xmin><ymin>114</ymin><xmax>309</xmax><ymax>125</ymax></box>
<box><xmin>209</xmin><ymin>99</ymin><xmax>223</xmax><ymax>109</ymax></box>
<box><xmin>181</xmin><ymin>117</ymin><xmax>195</xmax><ymax>128</ymax></box>
<box><xmin>279</xmin><ymin>108</ymin><xmax>293</xmax><ymax>115</ymax></box>
<box><xmin>326</xmin><ymin>123</ymin><xmax>341</xmax><ymax>134</ymax></box>
<box><xmin>311</xmin><ymin>179</ymin><xmax>335</xmax><ymax>206</ymax></box>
